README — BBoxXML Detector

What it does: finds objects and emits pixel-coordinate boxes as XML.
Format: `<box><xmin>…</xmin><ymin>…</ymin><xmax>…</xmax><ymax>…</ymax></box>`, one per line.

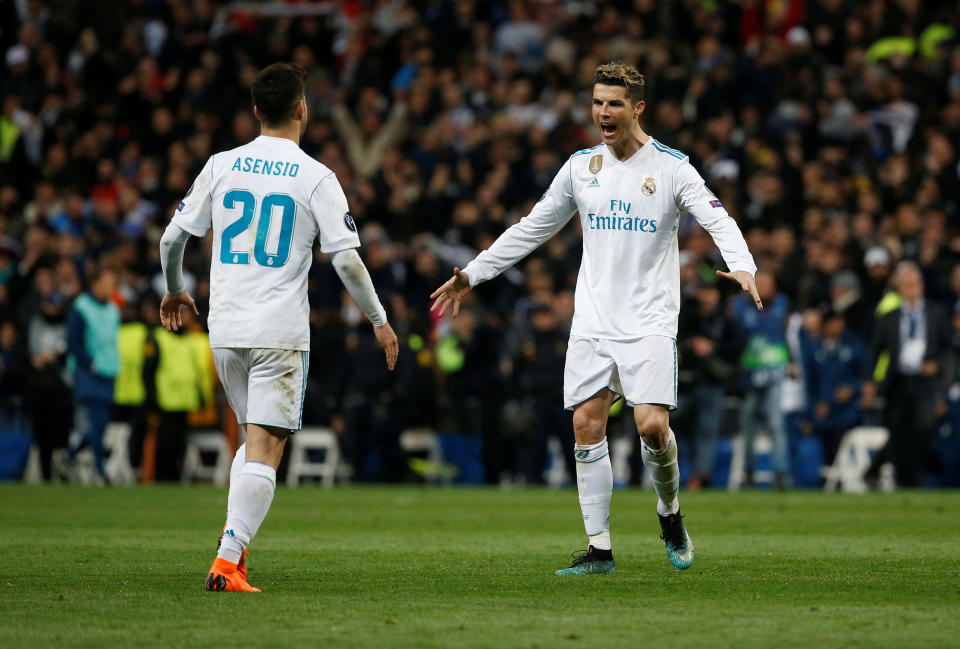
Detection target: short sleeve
<box><xmin>171</xmin><ymin>156</ymin><xmax>215</xmax><ymax>236</ymax></box>
<box><xmin>308</xmin><ymin>173</ymin><xmax>362</xmax><ymax>254</ymax></box>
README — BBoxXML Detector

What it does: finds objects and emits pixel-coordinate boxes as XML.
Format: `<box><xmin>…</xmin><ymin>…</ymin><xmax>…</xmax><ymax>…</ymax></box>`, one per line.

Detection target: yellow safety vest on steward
<box><xmin>153</xmin><ymin>327</ymin><xmax>201</xmax><ymax>412</ymax></box>
<box><xmin>115</xmin><ymin>322</ymin><xmax>147</xmax><ymax>406</ymax></box>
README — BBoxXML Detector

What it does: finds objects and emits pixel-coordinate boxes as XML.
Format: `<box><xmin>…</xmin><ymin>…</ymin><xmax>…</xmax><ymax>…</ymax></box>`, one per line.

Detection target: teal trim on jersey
<box><xmin>673</xmin><ymin>338</ymin><xmax>678</xmax><ymax>408</ymax></box>
<box><xmin>296</xmin><ymin>350</ymin><xmax>309</xmax><ymax>430</ymax></box>
<box><xmin>652</xmin><ymin>139</ymin><xmax>684</xmax><ymax>157</ymax></box>
<box><xmin>571</xmin><ymin>144</ymin><xmax>603</xmax><ymax>157</ymax></box>
<box><xmin>652</xmin><ymin>140</ymin><xmax>685</xmax><ymax>160</ymax></box>
<box><xmin>208</xmin><ymin>154</ymin><xmax>216</xmax><ymax>199</ymax></box>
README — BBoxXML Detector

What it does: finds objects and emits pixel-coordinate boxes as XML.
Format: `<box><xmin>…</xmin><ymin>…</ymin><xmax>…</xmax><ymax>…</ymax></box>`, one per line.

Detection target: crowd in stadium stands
<box><xmin>2</xmin><ymin>0</ymin><xmax>960</xmax><ymax>487</ymax></box>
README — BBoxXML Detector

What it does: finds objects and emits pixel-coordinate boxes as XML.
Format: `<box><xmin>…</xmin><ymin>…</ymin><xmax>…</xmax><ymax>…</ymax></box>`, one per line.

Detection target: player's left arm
<box><xmin>310</xmin><ymin>172</ymin><xmax>398</xmax><ymax>370</ymax></box>
<box><xmin>331</xmin><ymin>248</ymin><xmax>398</xmax><ymax>371</ymax></box>
<box><xmin>674</xmin><ymin>159</ymin><xmax>763</xmax><ymax>311</ymax></box>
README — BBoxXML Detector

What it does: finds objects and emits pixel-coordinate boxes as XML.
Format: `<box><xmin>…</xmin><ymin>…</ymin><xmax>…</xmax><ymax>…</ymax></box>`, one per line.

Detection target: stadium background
<box><xmin>1</xmin><ymin>0</ymin><xmax>960</xmax><ymax>489</ymax></box>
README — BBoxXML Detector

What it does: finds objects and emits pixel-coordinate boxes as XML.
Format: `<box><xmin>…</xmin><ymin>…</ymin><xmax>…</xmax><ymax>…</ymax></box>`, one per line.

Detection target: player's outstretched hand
<box><xmin>429</xmin><ymin>267</ymin><xmax>471</xmax><ymax>318</ymax></box>
<box><xmin>716</xmin><ymin>269</ymin><xmax>764</xmax><ymax>311</ymax></box>
<box><xmin>159</xmin><ymin>291</ymin><xmax>199</xmax><ymax>332</ymax></box>
<box><xmin>374</xmin><ymin>322</ymin><xmax>399</xmax><ymax>371</ymax></box>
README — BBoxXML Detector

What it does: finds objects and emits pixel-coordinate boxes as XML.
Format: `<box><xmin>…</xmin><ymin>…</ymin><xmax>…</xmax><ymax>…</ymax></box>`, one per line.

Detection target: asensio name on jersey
<box><xmin>172</xmin><ymin>134</ymin><xmax>360</xmax><ymax>351</ymax></box>
<box><xmin>462</xmin><ymin>140</ymin><xmax>756</xmax><ymax>340</ymax></box>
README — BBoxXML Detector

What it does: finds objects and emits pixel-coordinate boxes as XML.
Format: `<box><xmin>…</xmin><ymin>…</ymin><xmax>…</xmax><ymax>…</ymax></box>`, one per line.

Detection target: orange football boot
<box><xmin>218</xmin><ymin>527</ymin><xmax>250</xmax><ymax>580</ymax></box>
<box><xmin>205</xmin><ymin>557</ymin><xmax>260</xmax><ymax>592</ymax></box>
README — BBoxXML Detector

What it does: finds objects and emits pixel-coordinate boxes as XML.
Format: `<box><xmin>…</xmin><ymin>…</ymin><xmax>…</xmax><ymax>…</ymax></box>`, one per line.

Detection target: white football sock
<box><xmin>589</xmin><ymin>530</ymin><xmax>611</xmax><ymax>551</ymax></box>
<box><xmin>641</xmin><ymin>429</ymin><xmax>680</xmax><ymax>516</ymax></box>
<box><xmin>218</xmin><ymin>461</ymin><xmax>276</xmax><ymax>564</ymax></box>
<box><xmin>574</xmin><ymin>438</ymin><xmax>613</xmax><ymax>550</ymax></box>
<box><xmin>226</xmin><ymin>442</ymin><xmax>246</xmax><ymax>517</ymax></box>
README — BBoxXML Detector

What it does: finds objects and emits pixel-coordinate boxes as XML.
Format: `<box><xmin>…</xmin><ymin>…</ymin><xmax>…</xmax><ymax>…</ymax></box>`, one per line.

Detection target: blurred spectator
<box><xmin>806</xmin><ymin>311</ymin><xmax>866</xmax><ymax>469</ymax></box>
<box><xmin>675</xmin><ymin>279</ymin><xmax>745</xmax><ymax>488</ymax></box>
<box><xmin>734</xmin><ymin>273</ymin><xmax>791</xmax><ymax>487</ymax></box>
<box><xmin>0</xmin><ymin>1</ymin><xmax>958</xmax><ymax>486</ymax></box>
<box><xmin>436</xmin><ymin>304</ymin><xmax>503</xmax><ymax>483</ymax></box>
<box><xmin>511</xmin><ymin>301</ymin><xmax>573</xmax><ymax>485</ymax></box>
<box><xmin>863</xmin><ymin>262</ymin><xmax>951</xmax><ymax>486</ymax></box>
<box><xmin>114</xmin><ymin>297</ymin><xmax>149</xmax><ymax>471</ymax></box>
<box><xmin>339</xmin><ymin>316</ymin><xmax>407</xmax><ymax>483</ymax></box>
<box><xmin>22</xmin><ymin>267</ymin><xmax>72</xmax><ymax>481</ymax></box>
<box><xmin>144</xmin><ymin>310</ymin><xmax>204</xmax><ymax>482</ymax></box>
<box><xmin>829</xmin><ymin>271</ymin><xmax>873</xmax><ymax>340</ymax></box>
<box><xmin>64</xmin><ymin>267</ymin><xmax>119</xmax><ymax>482</ymax></box>
<box><xmin>331</xmin><ymin>93</ymin><xmax>408</xmax><ymax>179</ymax></box>
<box><xmin>0</xmin><ymin>320</ymin><xmax>22</xmax><ymax>399</ymax></box>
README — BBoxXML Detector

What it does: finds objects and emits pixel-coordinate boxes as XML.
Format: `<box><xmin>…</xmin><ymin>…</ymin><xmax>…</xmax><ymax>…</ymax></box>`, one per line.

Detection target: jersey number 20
<box><xmin>221</xmin><ymin>189</ymin><xmax>295</xmax><ymax>267</ymax></box>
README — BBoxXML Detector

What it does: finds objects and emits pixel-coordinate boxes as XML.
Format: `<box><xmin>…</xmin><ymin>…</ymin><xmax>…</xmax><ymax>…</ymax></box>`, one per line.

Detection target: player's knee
<box><xmin>572</xmin><ymin>409</ymin><xmax>605</xmax><ymax>444</ymax></box>
<box><xmin>634</xmin><ymin>407</ymin><xmax>669</xmax><ymax>448</ymax></box>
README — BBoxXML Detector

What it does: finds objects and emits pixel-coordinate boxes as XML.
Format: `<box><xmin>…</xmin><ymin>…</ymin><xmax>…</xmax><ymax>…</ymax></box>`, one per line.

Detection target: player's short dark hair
<box><xmin>251</xmin><ymin>63</ymin><xmax>307</xmax><ymax>127</ymax></box>
<box><xmin>595</xmin><ymin>62</ymin><xmax>645</xmax><ymax>104</ymax></box>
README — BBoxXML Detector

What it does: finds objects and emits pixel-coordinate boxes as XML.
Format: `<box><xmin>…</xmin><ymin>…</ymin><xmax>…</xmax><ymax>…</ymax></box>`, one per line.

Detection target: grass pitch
<box><xmin>1</xmin><ymin>485</ymin><xmax>958</xmax><ymax>649</ymax></box>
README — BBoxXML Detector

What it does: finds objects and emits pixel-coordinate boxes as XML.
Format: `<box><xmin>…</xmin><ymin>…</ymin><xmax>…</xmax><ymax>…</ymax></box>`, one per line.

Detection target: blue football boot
<box><xmin>658</xmin><ymin>511</ymin><xmax>694</xmax><ymax>571</ymax></box>
<box><xmin>554</xmin><ymin>546</ymin><xmax>616</xmax><ymax>575</ymax></box>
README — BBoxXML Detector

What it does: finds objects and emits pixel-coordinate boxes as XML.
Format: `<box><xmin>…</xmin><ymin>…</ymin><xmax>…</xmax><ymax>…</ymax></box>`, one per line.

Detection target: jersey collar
<box><xmin>602</xmin><ymin>138</ymin><xmax>649</xmax><ymax>166</ymax></box>
<box><xmin>254</xmin><ymin>134</ymin><xmax>299</xmax><ymax>147</ymax></box>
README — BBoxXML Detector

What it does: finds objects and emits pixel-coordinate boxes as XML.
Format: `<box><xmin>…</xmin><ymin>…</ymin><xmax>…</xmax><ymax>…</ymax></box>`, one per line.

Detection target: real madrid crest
<box><xmin>642</xmin><ymin>177</ymin><xmax>656</xmax><ymax>196</ymax></box>
<box><xmin>589</xmin><ymin>155</ymin><xmax>603</xmax><ymax>175</ymax></box>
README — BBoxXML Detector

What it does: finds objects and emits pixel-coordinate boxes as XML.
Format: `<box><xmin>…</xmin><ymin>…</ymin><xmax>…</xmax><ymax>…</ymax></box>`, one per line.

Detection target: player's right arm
<box><xmin>310</xmin><ymin>172</ymin><xmax>398</xmax><ymax>370</ymax></box>
<box><xmin>159</xmin><ymin>156</ymin><xmax>214</xmax><ymax>330</ymax></box>
<box><xmin>430</xmin><ymin>158</ymin><xmax>577</xmax><ymax>317</ymax></box>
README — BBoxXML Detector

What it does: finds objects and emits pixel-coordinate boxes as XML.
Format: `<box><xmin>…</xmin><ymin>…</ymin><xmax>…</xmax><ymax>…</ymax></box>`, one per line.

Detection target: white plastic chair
<box><xmin>399</xmin><ymin>428</ymin><xmax>451</xmax><ymax>484</ymax></box>
<box><xmin>727</xmin><ymin>433</ymin><xmax>774</xmax><ymax>491</ymax></box>
<box><xmin>823</xmin><ymin>426</ymin><xmax>890</xmax><ymax>493</ymax></box>
<box><xmin>23</xmin><ymin>444</ymin><xmax>43</xmax><ymax>483</ymax></box>
<box><xmin>544</xmin><ymin>436</ymin><xmax>570</xmax><ymax>487</ymax></box>
<box><xmin>103</xmin><ymin>422</ymin><xmax>136</xmax><ymax>485</ymax></box>
<box><xmin>610</xmin><ymin>434</ymin><xmax>634</xmax><ymax>488</ymax></box>
<box><xmin>181</xmin><ymin>430</ymin><xmax>231</xmax><ymax>486</ymax></box>
<box><xmin>286</xmin><ymin>427</ymin><xmax>339</xmax><ymax>487</ymax></box>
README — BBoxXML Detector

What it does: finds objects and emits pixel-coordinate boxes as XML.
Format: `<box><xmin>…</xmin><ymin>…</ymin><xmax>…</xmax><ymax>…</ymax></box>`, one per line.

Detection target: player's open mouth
<box><xmin>600</xmin><ymin>122</ymin><xmax>617</xmax><ymax>137</ymax></box>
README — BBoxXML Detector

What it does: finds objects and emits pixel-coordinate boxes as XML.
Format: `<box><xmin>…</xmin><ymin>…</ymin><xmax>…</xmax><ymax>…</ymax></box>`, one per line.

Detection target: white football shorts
<box><xmin>563</xmin><ymin>335</ymin><xmax>677</xmax><ymax>411</ymax></box>
<box><xmin>212</xmin><ymin>347</ymin><xmax>309</xmax><ymax>432</ymax></box>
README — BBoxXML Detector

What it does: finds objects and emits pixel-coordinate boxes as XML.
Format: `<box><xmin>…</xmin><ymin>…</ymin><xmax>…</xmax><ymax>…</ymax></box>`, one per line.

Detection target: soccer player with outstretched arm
<box><xmin>431</xmin><ymin>62</ymin><xmax>761</xmax><ymax>574</ymax></box>
<box><xmin>159</xmin><ymin>63</ymin><xmax>398</xmax><ymax>592</ymax></box>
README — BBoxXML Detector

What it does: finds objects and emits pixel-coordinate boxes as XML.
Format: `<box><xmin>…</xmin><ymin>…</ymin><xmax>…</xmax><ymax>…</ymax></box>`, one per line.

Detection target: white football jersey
<box><xmin>463</xmin><ymin>139</ymin><xmax>756</xmax><ymax>340</ymax></box>
<box><xmin>172</xmin><ymin>135</ymin><xmax>360</xmax><ymax>351</ymax></box>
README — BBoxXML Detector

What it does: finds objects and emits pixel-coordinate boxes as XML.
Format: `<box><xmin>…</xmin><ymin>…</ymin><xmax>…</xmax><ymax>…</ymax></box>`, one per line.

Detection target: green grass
<box><xmin>1</xmin><ymin>486</ymin><xmax>958</xmax><ymax>649</ymax></box>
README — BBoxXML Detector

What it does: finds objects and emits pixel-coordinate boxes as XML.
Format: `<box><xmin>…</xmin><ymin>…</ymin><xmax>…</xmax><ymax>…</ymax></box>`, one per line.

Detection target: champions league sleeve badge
<box><xmin>344</xmin><ymin>211</ymin><xmax>357</xmax><ymax>232</ymax></box>
<box><xmin>642</xmin><ymin>177</ymin><xmax>657</xmax><ymax>196</ymax></box>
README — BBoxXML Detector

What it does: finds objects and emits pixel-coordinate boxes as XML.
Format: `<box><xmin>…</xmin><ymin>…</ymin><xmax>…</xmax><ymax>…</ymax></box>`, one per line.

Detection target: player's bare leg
<box><xmin>207</xmin><ymin>424</ymin><xmax>288</xmax><ymax>592</ymax></box>
<box><xmin>556</xmin><ymin>390</ymin><xmax>616</xmax><ymax>575</ymax></box>
<box><xmin>635</xmin><ymin>404</ymin><xmax>693</xmax><ymax>570</ymax></box>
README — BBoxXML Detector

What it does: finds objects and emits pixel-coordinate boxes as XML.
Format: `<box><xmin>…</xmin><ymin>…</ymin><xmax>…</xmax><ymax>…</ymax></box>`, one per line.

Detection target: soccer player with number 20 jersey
<box><xmin>159</xmin><ymin>63</ymin><xmax>398</xmax><ymax>592</ymax></box>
